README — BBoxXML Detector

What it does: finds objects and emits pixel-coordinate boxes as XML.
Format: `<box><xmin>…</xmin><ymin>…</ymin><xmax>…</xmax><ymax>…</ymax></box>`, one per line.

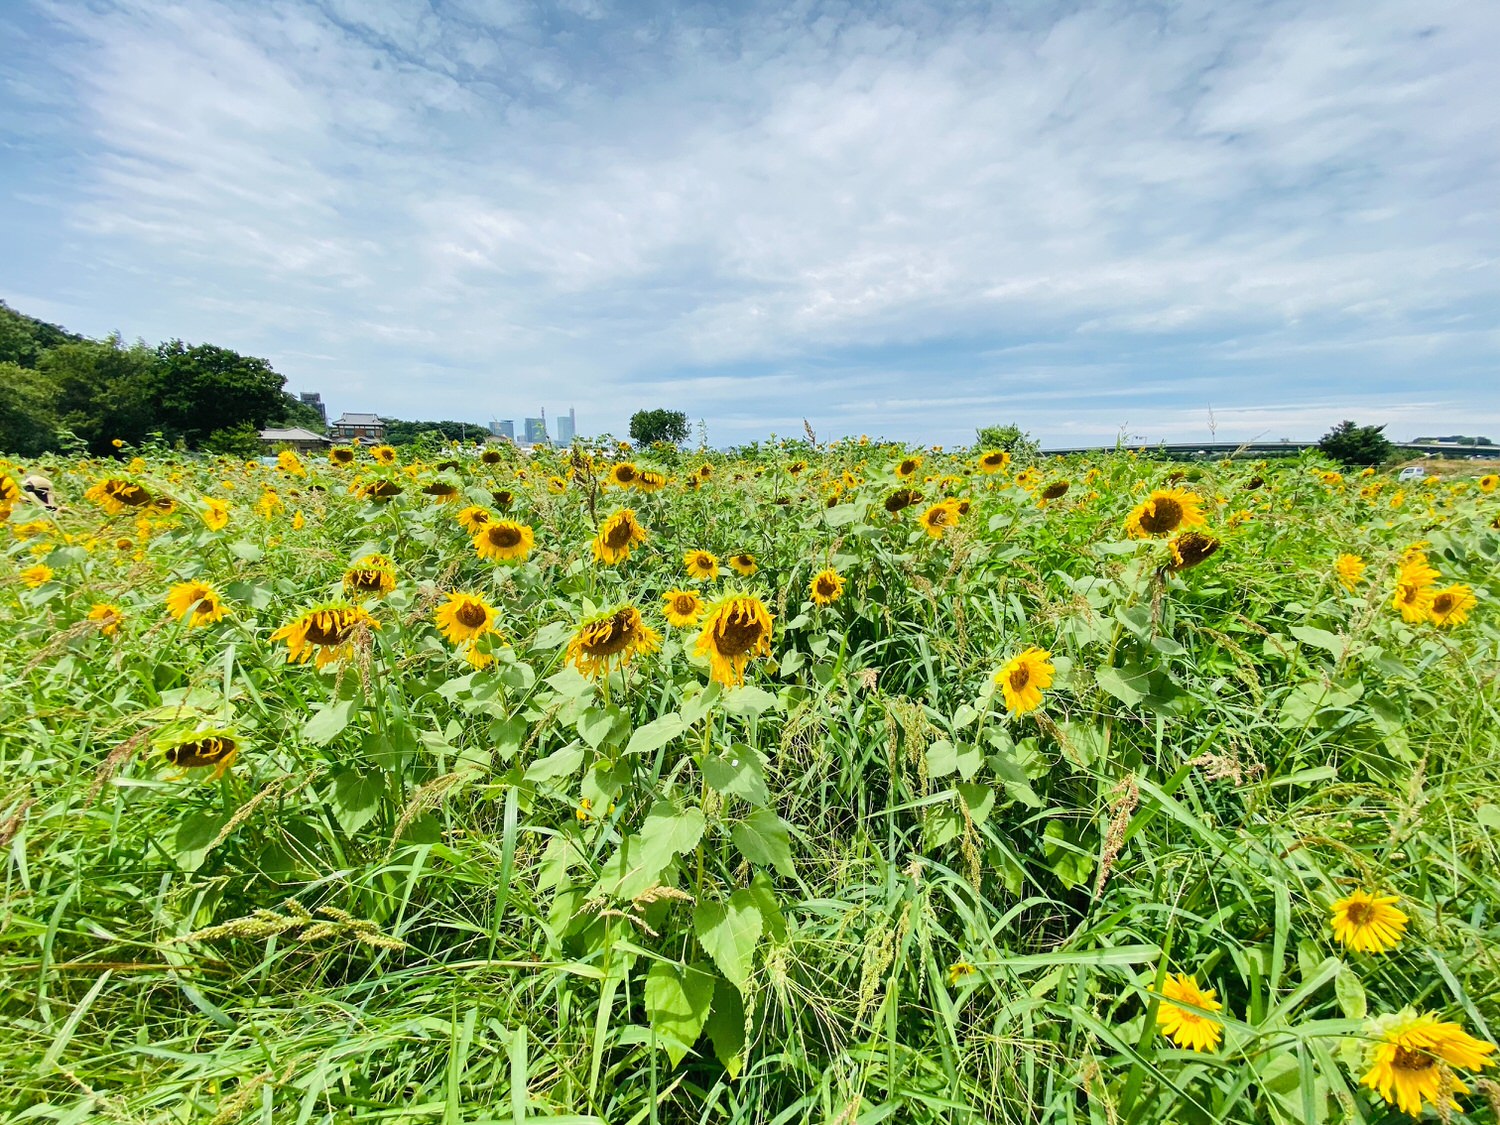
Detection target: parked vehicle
<box><xmin>1398</xmin><ymin>466</ymin><xmax>1428</xmax><ymax>482</ymax></box>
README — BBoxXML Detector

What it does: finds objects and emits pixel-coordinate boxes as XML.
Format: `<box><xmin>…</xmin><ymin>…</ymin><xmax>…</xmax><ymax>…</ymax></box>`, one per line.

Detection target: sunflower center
<box><xmin>455</xmin><ymin>601</ymin><xmax>488</xmax><ymax>629</ymax></box>
<box><xmin>615</xmin><ymin>466</ymin><xmax>637</xmax><ymax>482</ymax></box>
<box><xmin>1008</xmin><ymin>666</ymin><xmax>1031</xmax><ymax>692</ymax></box>
<box><xmin>1344</xmin><ymin>901</ymin><xmax>1376</xmax><ymax>925</ymax></box>
<box><xmin>816</xmin><ymin>577</ymin><xmax>837</xmax><ymax>597</ymax></box>
<box><xmin>488</xmin><ymin>525</ymin><xmax>522</xmax><ymax>548</ymax></box>
<box><xmin>426</xmin><ymin>482</ymin><xmax>456</xmax><ymax>495</ymax></box>
<box><xmin>715</xmin><ymin>614</ymin><xmax>765</xmax><ymax>657</ymax></box>
<box><xmin>1431</xmin><ymin>593</ymin><xmax>1454</xmax><ymax>615</ymax></box>
<box><xmin>1042</xmin><ymin>482</ymin><xmax>1070</xmax><ymax>500</ymax></box>
<box><xmin>1391</xmin><ymin>1046</ymin><xmax>1436</xmax><ymax>1072</ymax></box>
<box><xmin>583</xmin><ymin>610</ymin><xmax>637</xmax><ymax>656</ymax></box>
<box><xmin>900</xmin><ymin>460</ymin><xmax>917</xmax><ymax>474</ymax></box>
<box><xmin>604</xmin><ymin>519</ymin><xmax>636</xmax><ymax>549</ymax></box>
<box><xmin>673</xmin><ymin>595</ymin><xmax>696</xmax><ymax>615</ymax></box>
<box><xmin>348</xmin><ymin>570</ymin><xmax>385</xmax><ymax>590</ymax></box>
<box><xmin>168</xmin><ymin>737</ymin><xmax>235</xmax><ymax>767</ymax></box>
<box><xmin>305</xmin><ymin>614</ymin><xmax>355</xmax><ymax>646</ymax></box>
<box><xmin>695</xmin><ymin>554</ymin><xmax>712</xmax><ymax>568</ymax></box>
<box><xmin>1140</xmin><ymin>498</ymin><xmax>1184</xmax><ymax>534</ymax></box>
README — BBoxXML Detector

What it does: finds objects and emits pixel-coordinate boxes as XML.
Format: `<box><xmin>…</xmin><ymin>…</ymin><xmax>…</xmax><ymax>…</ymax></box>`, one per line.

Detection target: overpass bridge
<box><xmin>1039</xmin><ymin>441</ymin><xmax>1497</xmax><ymax>460</ymax></box>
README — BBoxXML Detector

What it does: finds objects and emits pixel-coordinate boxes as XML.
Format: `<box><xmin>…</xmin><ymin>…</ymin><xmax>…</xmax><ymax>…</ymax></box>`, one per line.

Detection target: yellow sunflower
<box><xmin>1392</xmin><ymin>552</ymin><xmax>1439</xmax><ymax>622</ymax></box>
<box><xmin>422</xmin><ymin>478</ymin><xmax>463</xmax><ymax>504</ymax></box>
<box><xmin>1125</xmin><ymin>488</ymin><xmax>1206</xmax><ymax>539</ymax></box>
<box><xmin>995</xmin><ymin>647</ymin><xmax>1054</xmax><ymax>715</ymax></box>
<box><xmin>727</xmin><ymin>551</ymin><xmax>758</xmax><ymax>577</ymax></box>
<box><xmin>546</xmin><ymin>475</ymin><xmax>568</xmax><ymax>494</ymax></box>
<box><xmin>270</xmin><ymin>603</ymin><xmax>380</xmax><ymax>668</ymax></box>
<box><xmin>199</xmin><ymin>497</ymin><xmax>230</xmax><ymax>531</ymax></box>
<box><xmin>329</xmin><ymin>447</ymin><xmax>356</xmax><ymax>465</ymax></box>
<box><xmin>809</xmin><ymin>568</ymin><xmax>845</xmax><ymax>606</ymax></box>
<box><xmin>1360</xmin><ymin>1009</ymin><xmax>1496</xmax><ymax>1117</ymax></box>
<box><xmin>456</xmin><ymin>505</ymin><xmax>491</xmax><ymax>533</ymax></box>
<box><xmin>21</xmin><ymin>563</ymin><xmax>53</xmax><ymax>588</ymax></box>
<box><xmin>370</xmin><ymin>445</ymin><xmax>397</xmax><ymax>465</ymax></box>
<box><xmin>884</xmin><ymin>487</ymin><xmax>922</xmax><ymax>514</ymax></box>
<box><xmin>1428</xmin><ymin>584</ymin><xmax>1476</xmax><ymax>628</ymax></box>
<box><xmin>1479</xmin><ymin>473</ymin><xmax>1498</xmax><ymax>493</ymax></box>
<box><xmin>474</xmin><ymin>520</ymin><xmax>535</xmax><ymax>563</ymax></box>
<box><xmin>947</xmin><ymin>960</ymin><xmax>977</xmax><ymax>986</ymax></box>
<box><xmin>491</xmin><ymin>489</ymin><xmax>515</xmax><ymax>510</ymax></box>
<box><xmin>165</xmin><ymin>580</ymin><xmax>228</xmax><ymax>627</ymax></box>
<box><xmin>566</xmin><ymin>605</ymin><xmax>661</xmax><ymax>679</ymax></box>
<box><xmin>976</xmin><ymin>450</ymin><xmax>1010</xmax><ymax>474</ymax></box>
<box><xmin>434</xmin><ymin>592</ymin><xmax>498</xmax><ymax>646</ymax></box>
<box><xmin>919</xmin><ymin>499</ymin><xmax>961</xmax><ymax>538</ymax></box>
<box><xmin>697</xmin><ymin>463</ymin><xmax>714</xmax><ymax>480</ymax></box>
<box><xmin>592</xmin><ymin>509</ymin><xmax>648</xmax><ymax>565</ymax></box>
<box><xmin>609</xmin><ymin>462</ymin><xmax>639</xmax><ymax>488</ymax></box>
<box><xmin>635</xmin><ymin>470</ymin><xmax>667</xmax><ymax>493</ymax></box>
<box><xmin>661</xmin><ymin>589</ymin><xmax>705</xmax><ymax>627</ymax></box>
<box><xmin>343</xmin><ymin>554</ymin><xmax>397</xmax><ymax>597</ymax></box>
<box><xmin>896</xmin><ymin>455</ymin><xmax>922</xmax><ymax>479</ymax></box>
<box><xmin>1038</xmin><ymin>480</ymin><xmax>1070</xmax><ymax>504</ymax></box>
<box><xmin>1335</xmin><ymin>554</ymin><xmax>1366</xmax><ymax>591</ymax></box>
<box><xmin>152</xmin><ymin>728</ymin><xmax>241</xmax><ymax>781</ymax></box>
<box><xmin>683</xmin><ymin>549</ymin><xmax>719</xmax><ymax>581</ymax></box>
<box><xmin>695</xmin><ymin>594</ymin><xmax>773</xmax><ymax>687</ymax></box>
<box><xmin>84</xmin><ymin>478</ymin><xmax>153</xmax><ymax>514</ymax></box>
<box><xmin>276</xmin><ymin>450</ymin><xmax>305</xmax><ymax>476</ymax></box>
<box><xmin>1155</xmin><ymin>974</ymin><xmax>1223</xmax><ymax>1053</ymax></box>
<box><xmin>1167</xmin><ymin>531</ymin><xmax>1221</xmax><ymax>571</ymax></box>
<box><xmin>88</xmin><ymin>603</ymin><xmax>124</xmax><ymax>635</ymax></box>
<box><xmin>1330</xmin><ymin>889</ymin><xmax>1408</xmax><ymax>953</ymax></box>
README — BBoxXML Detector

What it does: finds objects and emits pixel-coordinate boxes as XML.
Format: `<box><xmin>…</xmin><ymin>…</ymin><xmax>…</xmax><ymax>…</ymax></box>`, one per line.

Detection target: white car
<box><xmin>1397</xmin><ymin>466</ymin><xmax>1427</xmax><ymax>482</ymax></box>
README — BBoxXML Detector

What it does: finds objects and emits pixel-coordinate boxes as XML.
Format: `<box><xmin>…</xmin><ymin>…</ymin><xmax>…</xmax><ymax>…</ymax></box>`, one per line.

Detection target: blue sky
<box><xmin>2</xmin><ymin>0</ymin><xmax>1497</xmax><ymax>447</ymax></box>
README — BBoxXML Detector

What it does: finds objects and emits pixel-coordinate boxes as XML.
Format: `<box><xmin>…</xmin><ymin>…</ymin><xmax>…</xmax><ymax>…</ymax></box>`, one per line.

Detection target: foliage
<box><xmin>1318</xmin><ymin>420</ymin><xmax>1395</xmax><ymax>468</ymax></box>
<box><xmin>1</xmin><ymin>439</ymin><xmax>1498</xmax><ymax>1124</ymax></box>
<box><xmin>149</xmin><ymin>340</ymin><xmax>286</xmax><ymax>447</ymax></box>
<box><xmin>0</xmin><ymin>299</ymin><xmax>83</xmax><ymax>367</ymax></box>
<box><xmin>382</xmin><ymin>418</ymin><xmax>488</xmax><ymax>446</ymax></box>
<box><xmin>273</xmin><ymin>391</ymin><xmax>327</xmax><ymax>432</ymax></box>
<box><xmin>40</xmin><ymin>337</ymin><xmax>160</xmax><ymax>455</ymax></box>
<box><xmin>201</xmin><ymin>421</ymin><xmax>269</xmax><ymax>459</ymax></box>
<box><xmin>0</xmin><ymin>361</ymin><xmax>59</xmax><ymax>457</ymax></box>
<box><xmin>975</xmin><ymin>422</ymin><xmax>1041</xmax><ymax>461</ymax></box>
<box><xmin>630</xmin><ymin>408</ymin><xmax>690</xmax><ymax>447</ymax></box>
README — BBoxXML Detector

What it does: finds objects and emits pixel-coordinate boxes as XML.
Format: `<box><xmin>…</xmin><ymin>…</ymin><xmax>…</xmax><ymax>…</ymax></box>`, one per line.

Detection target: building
<box><xmin>299</xmin><ymin>392</ymin><xmax>327</xmax><ymax>423</ymax></box>
<box><xmin>491</xmin><ymin>419</ymin><xmax>515</xmax><ymax>440</ymax></box>
<box><xmin>556</xmin><ymin>408</ymin><xmax>576</xmax><ymax>445</ymax></box>
<box><xmin>259</xmin><ymin>427</ymin><xmax>333</xmax><ymax>453</ymax></box>
<box><xmin>524</xmin><ymin>417</ymin><xmax>548</xmax><ymax>445</ymax></box>
<box><xmin>330</xmin><ymin>412</ymin><xmax>385</xmax><ymax>441</ymax></box>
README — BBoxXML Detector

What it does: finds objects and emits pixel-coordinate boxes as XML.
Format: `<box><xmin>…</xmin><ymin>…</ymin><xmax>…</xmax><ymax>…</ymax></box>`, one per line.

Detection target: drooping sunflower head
<box><xmin>896</xmin><ymin>455</ymin><xmax>922</xmax><ymax>479</ymax></box>
<box><xmin>1155</xmin><ymin>974</ymin><xmax>1223</xmax><ymax>1053</ymax></box>
<box><xmin>1428</xmin><ymin>584</ymin><xmax>1476</xmax><ymax>628</ymax></box>
<box><xmin>270</xmin><ymin>603</ymin><xmax>380</xmax><ymax>668</ymax></box>
<box><xmin>1040</xmin><ymin>480</ymin><xmax>1071</xmax><ymax>502</ymax></box>
<box><xmin>360</xmin><ymin>479</ymin><xmax>404</xmax><ymax>502</ymax></box>
<box><xmin>85</xmin><ymin>478</ymin><xmax>153</xmax><ymax>514</ymax></box>
<box><xmin>491</xmin><ymin>489</ymin><xmax>515</xmax><ymax>510</ymax></box>
<box><xmin>919</xmin><ymin>499</ymin><xmax>961</xmax><ymax>538</ymax></box>
<box><xmin>684</xmin><ymin>549</ymin><xmax>719</xmax><ymax>581</ymax></box>
<box><xmin>884</xmin><ymin>487</ymin><xmax>922</xmax><ymax>514</ymax></box>
<box><xmin>474</xmin><ymin>519</ymin><xmax>535</xmax><ymax>563</ymax></box>
<box><xmin>728</xmin><ymin>551</ymin><xmax>758</xmax><ymax>576</ymax></box>
<box><xmin>977</xmin><ymin>450</ymin><xmax>1010</xmax><ymax>474</ymax></box>
<box><xmin>1168</xmin><ymin>531</ymin><xmax>1221</xmax><ymax>571</ymax></box>
<box><xmin>166</xmin><ymin>580</ymin><xmax>228</xmax><ymax>627</ymax></box>
<box><xmin>456</xmin><ymin>505</ymin><xmax>491</xmax><ymax>533</ymax></box>
<box><xmin>661</xmin><ymin>589</ymin><xmax>705</xmax><ymax>627</ymax></box>
<box><xmin>151</xmin><ymin>727</ymin><xmax>241</xmax><ymax>779</ymax></box>
<box><xmin>434</xmin><ymin>591</ymin><xmax>499</xmax><ymax>646</ymax></box>
<box><xmin>1125</xmin><ymin>488</ymin><xmax>1205</xmax><ymax>538</ymax></box>
<box><xmin>994</xmin><ymin>647</ymin><xmax>1055</xmax><ymax>715</ymax></box>
<box><xmin>1329</xmin><ymin>890</ymin><xmax>1408</xmax><ymax>954</ymax></box>
<box><xmin>480</xmin><ymin>448</ymin><xmax>504</xmax><ymax>465</ymax></box>
<box><xmin>809</xmin><ymin>568</ymin><xmax>845</xmax><ymax>606</ymax></box>
<box><xmin>343</xmin><ymin>553</ymin><xmax>397</xmax><ymax>597</ymax></box>
<box><xmin>694</xmin><ymin>594</ymin><xmax>774</xmax><ymax>687</ymax></box>
<box><xmin>787</xmin><ymin>460</ymin><xmax>806</xmax><ymax>475</ymax></box>
<box><xmin>329</xmin><ymin>447</ymin><xmax>356</xmax><ymax>465</ymax></box>
<box><xmin>566</xmin><ymin>604</ymin><xmax>662</xmax><ymax>679</ymax></box>
<box><xmin>635</xmin><ymin>469</ymin><xmax>667</xmax><ymax>493</ymax></box>
<box><xmin>422</xmin><ymin>477</ymin><xmax>463</xmax><ymax>504</ymax></box>
<box><xmin>609</xmin><ymin>462</ymin><xmax>639</xmax><ymax>488</ymax></box>
<box><xmin>370</xmin><ymin>445</ymin><xmax>397</xmax><ymax>465</ymax></box>
<box><xmin>592</xmin><ymin>509</ymin><xmax>648</xmax><ymax>565</ymax></box>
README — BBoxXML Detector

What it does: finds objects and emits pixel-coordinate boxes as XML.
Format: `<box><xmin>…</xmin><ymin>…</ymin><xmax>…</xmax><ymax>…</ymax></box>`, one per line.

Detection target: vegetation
<box><xmin>2</xmin><ymin>437</ymin><xmax>1498</xmax><ymax>1122</ymax></box>
<box><xmin>630</xmin><ymin>408</ymin><xmax>690</xmax><ymax>448</ymax></box>
<box><xmin>382</xmin><ymin>418</ymin><xmax>489</xmax><ymax>447</ymax></box>
<box><xmin>976</xmin><ymin>422</ymin><xmax>1041</xmax><ymax>462</ymax></box>
<box><xmin>1318</xmin><ymin>421</ymin><xmax>1395</xmax><ymax>469</ymax></box>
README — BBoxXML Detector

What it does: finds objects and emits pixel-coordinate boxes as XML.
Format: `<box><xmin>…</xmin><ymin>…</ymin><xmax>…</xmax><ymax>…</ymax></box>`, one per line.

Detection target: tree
<box><xmin>149</xmin><ymin>340</ymin><xmax>287</xmax><ymax>447</ymax></box>
<box><xmin>41</xmin><ymin>337</ymin><xmax>158</xmax><ymax>454</ymax></box>
<box><xmin>0</xmin><ymin>300</ymin><xmax>83</xmax><ymax>368</ymax></box>
<box><xmin>0</xmin><ymin>361</ymin><xmax>59</xmax><ymax>456</ymax></box>
<box><xmin>975</xmin><ymin>423</ymin><xmax>1041</xmax><ymax>461</ymax></box>
<box><xmin>1318</xmin><ymin>420</ymin><xmax>1394</xmax><ymax>468</ymax></box>
<box><xmin>201</xmin><ymin>421</ymin><xmax>267</xmax><ymax>459</ymax></box>
<box><xmin>274</xmin><ymin>392</ymin><xmax>327</xmax><ymax>431</ymax></box>
<box><xmin>382</xmin><ymin>418</ymin><xmax>486</xmax><ymax>446</ymax></box>
<box><xmin>630</xmin><ymin>409</ymin><xmax>690</xmax><ymax>448</ymax></box>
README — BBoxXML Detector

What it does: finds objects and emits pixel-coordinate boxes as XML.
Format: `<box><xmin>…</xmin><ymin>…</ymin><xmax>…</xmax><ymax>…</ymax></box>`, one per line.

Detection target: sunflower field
<box><xmin>2</xmin><ymin>441</ymin><xmax>1499</xmax><ymax>1124</ymax></box>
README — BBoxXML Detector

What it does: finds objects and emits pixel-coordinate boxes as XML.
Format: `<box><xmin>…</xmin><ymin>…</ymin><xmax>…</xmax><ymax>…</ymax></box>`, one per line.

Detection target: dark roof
<box><xmin>333</xmin><ymin>412</ymin><xmax>383</xmax><ymax>425</ymax></box>
<box><xmin>259</xmin><ymin>427</ymin><xmax>332</xmax><ymax>443</ymax></box>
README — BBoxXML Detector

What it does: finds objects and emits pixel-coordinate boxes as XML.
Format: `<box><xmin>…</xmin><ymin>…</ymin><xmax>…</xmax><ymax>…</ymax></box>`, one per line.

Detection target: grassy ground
<box><xmin>2</xmin><ymin>444</ymin><xmax>1498</xmax><ymax>1124</ymax></box>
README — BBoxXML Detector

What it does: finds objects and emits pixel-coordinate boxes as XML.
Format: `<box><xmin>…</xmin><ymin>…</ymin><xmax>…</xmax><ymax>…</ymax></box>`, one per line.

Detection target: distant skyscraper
<box><xmin>556</xmin><ymin>408</ymin><xmax>576</xmax><ymax>444</ymax></box>
<box><xmin>491</xmin><ymin>419</ymin><xmax>515</xmax><ymax>440</ymax></box>
<box><xmin>299</xmin><ymin>392</ymin><xmax>326</xmax><ymax>423</ymax></box>
<box><xmin>524</xmin><ymin>417</ymin><xmax>548</xmax><ymax>444</ymax></box>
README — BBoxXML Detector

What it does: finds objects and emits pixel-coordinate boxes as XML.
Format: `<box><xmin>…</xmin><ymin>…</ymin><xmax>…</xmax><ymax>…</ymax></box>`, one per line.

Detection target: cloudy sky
<box><xmin>2</xmin><ymin>0</ymin><xmax>1497</xmax><ymax>447</ymax></box>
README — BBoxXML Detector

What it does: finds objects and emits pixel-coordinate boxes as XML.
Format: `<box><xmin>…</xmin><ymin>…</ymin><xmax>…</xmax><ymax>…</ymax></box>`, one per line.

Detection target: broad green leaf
<box><xmin>721</xmin><ymin>685</ymin><xmax>779</xmax><ymax>718</ymax></box>
<box><xmin>1095</xmin><ymin>664</ymin><xmax>1149</xmax><ymax>706</ymax></box>
<box><xmin>693</xmin><ymin>890</ymin><xmax>763</xmax><ymax>993</ymax></box>
<box><xmin>523</xmin><ymin>742</ymin><xmax>585</xmax><ymax>784</ymax></box>
<box><xmin>703</xmin><ymin>977</ymin><xmax>746</xmax><ymax>1077</ymax></box>
<box><xmin>329</xmin><ymin>768</ymin><xmax>383</xmax><ymax>834</ymax></box>
<box><xmin>730</xmin><ymin>808</ymin><xmax>795</xmax><ymax>877</ymax></box>
<box><xmin>704</xmin><ymin>751</ymin><xmax>770</xmax><ymax>807</ymax></box>
<box><xmin>644</xmin><ymin>961</ymin><xmax>715</xmax><ymax>1067</ymax></box>
<box><xmin>175</xmin><ymin>810</ymin><xmax>228</xmax><ymax>873</ymax></box>
<box><xmin>302</xmin><ymin>699</ymin><xmax>355</xmax><ymax>745</ymax></box>
<box><xmin>625</xmin><ymin>712</ymin><xmax>687</xmax><ymax>756</ymax></box>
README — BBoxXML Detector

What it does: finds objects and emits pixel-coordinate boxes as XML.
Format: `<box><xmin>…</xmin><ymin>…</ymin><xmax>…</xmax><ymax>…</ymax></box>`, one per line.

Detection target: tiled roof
<box><xmin>259</xmin><ymin>427</ymin><xmax>331</xmax><ymax>442</ymax></box>
<box><xmin>333</xmin><ymin>412</ymin><xmax>383</xmax><ymax>425</ymax></box>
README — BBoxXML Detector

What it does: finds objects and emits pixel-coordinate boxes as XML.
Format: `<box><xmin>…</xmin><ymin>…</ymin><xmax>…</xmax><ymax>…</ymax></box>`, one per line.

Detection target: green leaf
<box><xmin>329</xmin><ymin>768</ymin><xmax>383</xmax><ymax>834</ymax></box>
<box><xmin>704</xmin><ymin>751</ymin><xmax>770</xmax><ymax>807</ymax></box>
<box><xmin>175</xmin><ymin>810</ymin><xmax>228</xmax><ymax>873</ymax></box>
<box><xmin>679</xmin><ymin>682</ymin><xmax>722</xmax><ymax>726</ymax></box>
<box><xmin>1095</xmin><ymin>664</ymin><xmax>1149</xmax><ymax>706</ymax></box>
<box><xmin>1290</xmin><ymin>625</ymin><xmax>1349</xmax><ymax>660</ymax></box>
<box><xmin>523</xmin><ymin>742</ymin><xmax>585</xmax><ymax>784</ymax></box>
<box><xmin>730</xmin><ymin>809</ymin><xmax>795</xmax><ymax>877</ymax></box>
<box><xmin>625</xmin><ymin>712</ymin><xmax>687</xmax><ymax>756</ymax></box>
<box><xmin>576</xmin><ymin>705</ymin><xmax>623</xmax><ymax>750</ymax></box>
<box><xmin>721</xmin><ymin>685</ymin><xmax>778</xmax><ymax>718</ymax></box>
<box><xmin>530</xmin><ymin>621</ymin><xmax>573</xmax><ymax>650</ymax></box>
<box><xmin>703</xmin><ymin>977</ymin><xmax>746</xmax><ymax>1077</ymax></box>
<box><xmin>227</xmin><ymin>540</ymin><xmax>263</xmax><ymax>562</ymax></box>
<box><xmin>302</xmin><ymin>699</ymin><xmax>355</xmax><ymax>746</ymax></box>
<box><xmin>693</xmin><ymin>891</ymin><xmax>763</xmax><ymax>993</ymax></box>
<box><xmin>1335</xmin><ymin>964</ymin><xmax>1367</xmax><ymax>1020</ymax></box>
<box><xmin>644</xmin><ymin>961</ymin><xmax>716</xmax><ymax>1067</ymax></box>
<box><xmin>744</xmin><ymin>873</ymin><xmax>788</xmax><ymax>942</ymax></box>
<box><xmin>957</xmin><ymin>783</ymin><xmax>995</xmax><ymax>824</ymax></box>
<box><xmin>595</xmin><ymin>801</ymin><xmax>706</xmax><ymax>900</ymax></box>
<box><xmin>926</xmin><ymin>739</ymin><xmax>958</xmax><ymax>778</ymax></box>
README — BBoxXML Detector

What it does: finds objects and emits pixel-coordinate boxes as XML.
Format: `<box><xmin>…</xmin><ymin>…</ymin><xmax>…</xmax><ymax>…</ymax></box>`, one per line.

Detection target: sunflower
<box><xmin>919</xmin><ymin>499</ymin><xmax>961</xmax><ymax>538</ymax></box>
<box><xmin>566</xmin><ymin>605</ymin><xmax>661</xmax><ymax>679</ymax></box>
<box><xmin>684</xmin><ymin>549</ymin><xmax>719</xmax><ymax>581</ymax></box>
<box><xmin>661</xmin><ymin>589</ymin><xmax>705</xmax><ymax>627</ymax></box>
<box><xmin>1335</xmin><ymin>553</ymin><xmax>1366</xmax><ymax>591</ymax></box>
<box><xmin>369</xmin><ymin>445</ymin><xmax>397</xmax><ymax>465</ymax></box>
<box><xmin>546</xmin><ymin>475</ymin><xmax>568</xmax><ymax>494</ymax></box>
<box><xmin>1360</xmin><ymin>1009</ymin><xmax>1497</xmax><ymax>1117</ymax></box>
<box><xmin>434</xmin><ymin>592</ymin><xmax>498</xmax><ymax>646</ymax></box>
<box><xmin>1428</xmin><ymin>584</ymin><xmax>1476</xmax><ymax>627</ymax></box>
<box><xmin>20</xmin><ymin>563</ymin><xmax>52</xmax><ymax>588</ymax></box>
<box><xmin>85</xmin><ymin>478</ymin><xmax>153</xmax><ymax>514</ymax></box>
<box><xmin>256</xmin><ymin>490</ymin><xmax>283</xmax><ymax>518</ymax></box>
<box><xmin>1330</xmin><ymin>890</ymin><xmax>1408</xmax><ymax>953</ymax></box>
<box><xmin>728</xmin><ymin>552</ymin><xmax>758</xmax><ymax>576</ymax></box>
<box><xmin>491</xmin><ymin>489</ymin><xmax>515</xmax><ymax>510</ymax></box>
<box><xmin>896</xmin><ymin>455</ymin><xmax>922</xmax><ymax>479</ymax></box>
<box><xmin>200</xmin><ymin>497</ymin><xmax>230</xmax><ymax>531</ymax></box>
<box><xmin>947</xmin><ymin>961</ymin><xmax>977</xmax><ymax>986</ymax></box>
<box><xmin>697</xmin><ymin>463</ymin><xmax>714</xmax><ymax>480</ymax></box>
<box><xmin>270</xmin><ymin>603</ymin><xmax>380</xmax><ymax>668</ymax></box>
<box><xmin>1392</xmin><ymin>552</ymin><xmax>1439</xmax><ymax>622</ymax></box>
<box><xmin>884</xmin><ymin>487</ymin><xmax>922</xmax><ymax>513</ymax></box>
<box><xmin>474</xmin><ymin>520</ymin><xmax>535</xmax><ymax>563</ymax></box>
<box><xmin>1013</xmin><ymin>467</ymin><xmax>1041</xmax><ymax>492</ymax></box>
<box><xmin>787</xmin><ymin>461</ymin><xmax>806</xmax><ymax>476</ymax></box>
<box><xmin>456</xmin><ymin>505</ymin><xmax>491</xmax><ymax>533</ymax></box>
<box><xmin>1125</xmin><ymin>488</ymin><xmax>1205</xmax><ymax>539</ymax></box>
<box><xmin>88</xmin><ymin>603</ymin><xmax>124</xmax><ymax>635</ymax></box>
<box><xmin>360</xmin><ymin>479</ymin><xmax>404</xmax><ymax>501</ymax></box>
<box><xmin>343</xmin><ymin>554</ymin><xmax>397</xmax><ymax>597</ymax></box>
<box><xmin>276</xmin><ymin>450</ymin><xmax>305</xmax><ymax>476</ymax></box>
<box><xmin>1167</xmin><ymin>531</ymin><xmax>1221</xmax><ymax>571</ymax></box>
<box><xmin>592</xmin><ymin>509</ymin><xmax>648</xmax><ymax>565</ymax></box>
<box><xmin>809</xmin><ymin>568</ymin><xmax>845</xmax><ymax>606</ymax></box>
<box><xmin>329</xmin><ymin>447</ymin><xmax>356</xmax><ymax>465</ymax></box>
<box><xmin>152</xmin><ymin>728</ymin><xmax>241</xmax><ymax>781</ymax></box>
<box><xmin>1039</xmin><ymin>480</ymin><xmax>1071</xmax><ymax>503</ymax></box>
<box><xmin>1155</xmin><ymin>974</ymin><xmax>1223</xmax><ymax>1053</ymax></box>
<box><xmin>609</xmin><ymin>462</ymin><xmax>639</xmax><ymax>488</ymax></box>
<box><xmin>994</xmin><ymin>648</ymin><xmax>1054</xmax><ymax>715</ymax></box>
<box><xmin>1479</xmin><ymin>473</ymin><xmax>1498</xmax><ymax>493</ymax></box>
<box><xmin>0</xmin><ymin>474</ymin><xmax>19</xmax><ymax>505</ymax></box>
<box><xmin>166</xmin><ymin>580</ymin><xmax>228</xmax><ymax>627</ymax></box>
<box><xmin>694</xmin><ymin>595</ymin><xmax>773</xmax><ymax>687</ymax></box>
<box><xmin>422</xmin><ymin>479</ymin><xmax>462</xmax><ymax>504</ymax></box>
<box><xmin>685</xmin><ymin>476</ymin><xmax>702</xmax><ymax>492</ymax></box>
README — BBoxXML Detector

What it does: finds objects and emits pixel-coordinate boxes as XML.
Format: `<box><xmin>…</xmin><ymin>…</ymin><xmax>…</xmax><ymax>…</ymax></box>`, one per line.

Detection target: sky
<box><xmin>2</xmin><ymin>0</ymin><xmax>1498</xmax><ymax>448</ymax></box>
